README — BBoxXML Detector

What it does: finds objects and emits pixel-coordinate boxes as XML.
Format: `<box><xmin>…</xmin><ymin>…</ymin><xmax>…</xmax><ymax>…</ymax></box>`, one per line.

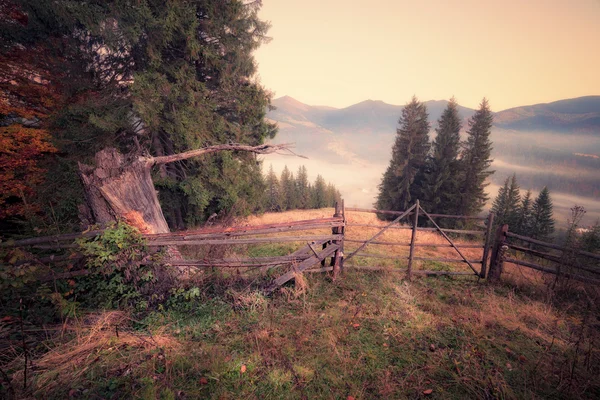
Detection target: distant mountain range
<box><xmin>264</xmin><ymin>95</ymin><xmax>600</xmax><ymax>224</ymax></box>
<box><xmin>271</xmin><ymin>95</ymin><xmax>600</xmax><ymax>134</ymax></box>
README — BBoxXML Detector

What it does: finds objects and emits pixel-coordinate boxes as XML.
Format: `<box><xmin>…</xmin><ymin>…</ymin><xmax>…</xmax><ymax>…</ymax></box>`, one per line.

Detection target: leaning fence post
<box><xmin>488</xmin><ymin>224</ymin><xmax>508</xmax><ymax>282</ymax></box>
<box><xmin>407</xmin><ymin>200</ymin><xmax>419</xmax><ymax>281</ymax></box>
<box><xmin>331</xmin><ymin>201</ymin><xmax>343</xmax><ymax>280</ymax></box>
<box><xmin>480</xmin><ymin>212</ymin><xmax>495</xmax><ymax>278</ymax></box>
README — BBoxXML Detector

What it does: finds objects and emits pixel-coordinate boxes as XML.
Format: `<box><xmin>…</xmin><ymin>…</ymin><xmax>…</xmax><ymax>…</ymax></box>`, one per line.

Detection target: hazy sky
<box><xmin>254</xmin><ymin>0</ymin><xmax>600</xmax><ymax>110</ymax></box>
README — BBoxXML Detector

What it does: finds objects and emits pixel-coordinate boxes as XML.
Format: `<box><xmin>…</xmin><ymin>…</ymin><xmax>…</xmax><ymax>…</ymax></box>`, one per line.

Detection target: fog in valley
<box><xmin>262</xmin><ymin>97</ymin><xmax>600</xmax><ymax>227</ymax></box>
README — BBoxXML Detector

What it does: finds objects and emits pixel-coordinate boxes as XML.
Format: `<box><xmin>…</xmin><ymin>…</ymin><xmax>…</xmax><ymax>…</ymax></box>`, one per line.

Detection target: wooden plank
<box><xmin>345</xmin><ymin>204</ymin><xmax>417</xmax><ymax>262</ymax></box>
<box><xmin>266</xmin><ymin>244</ymin><xmax>340</xmax><ymax>292</ymax></box>
<box><xmin>504</xmin><ymin>258</ymin><xmax>600</xmax><ymax>285</ymax></box>
<box><xmin>343</xmin><ymin>239</ymin><xmax>483</xmax><ymax>248</ymax></box>
<box><xmin>507</xmin><ymin>243</ymin><xmax>600</xmax><ymax>275</ymax></box>
<box><xmin>161</xmin><ymin>222</ymin><xmax>345</xmax><ymax>241</ymax></box>
<box><xmin>407</xmin><ymin>200</ymin><xmax>419</xmax><ymax>280</ymax></box>
<box><xmin>146</xmin><ymin>234</ymin><xmax>343</xmax><ymax>246</ymax></box>
<box><xmin>345</xmin><ymin>207</ymin><xmax>486</xmax><ymax>220</ymax></box>
<box><xmin>352</xmin><ymin>252</ymin><xmax>407</xmax><ymax>260</ymax></box>
<box><xmin>418</xmin><ymin>206</ymin><xmax>480</xmax><ymax>275</ymax></box>
<box><xmin>147</xmin><ymin>217</ymin><xmax>344</xmax><ymax>239</ymax></box>
<box><xmin>348</xmin><ymin>253</ymin><xmax>482</xmax><ymax>263</ymax></box>
<box><xmin>346</xmin><ymin>224</ymin><xmax>485</xmax><ymax>235</ymax></box>
<box><xmin>480</xmin><ymin>212</ymin><xmax>494</xmax><ymax>278</ymax></box>
<box><xmin>306</xmin><ymin>266</ymin><xmax>476</xmax><ymax>276</ymax></box>
<box><xmin>1</xmin><ymin>230</ymin><xmax>104</xmax><ymax>248</ymax></box>
<box><xmin>506</xmin><ymin>232</ymin><xmax>600</xmax><ymax>261</ymax></box>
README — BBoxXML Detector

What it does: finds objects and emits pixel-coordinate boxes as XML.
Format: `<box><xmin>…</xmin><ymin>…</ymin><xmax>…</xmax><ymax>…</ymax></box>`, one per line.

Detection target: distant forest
<box><xmin>264</xmin><ymin>165</ymin><xmax>342</xmax><ymax>212</ymax></box>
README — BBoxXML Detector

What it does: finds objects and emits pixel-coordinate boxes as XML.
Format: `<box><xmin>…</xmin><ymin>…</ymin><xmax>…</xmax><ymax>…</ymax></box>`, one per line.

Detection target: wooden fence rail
<box><xmin>488</xmin><ymin>224</ymin><xmax>600</xmax><ymax>285</ymax></box>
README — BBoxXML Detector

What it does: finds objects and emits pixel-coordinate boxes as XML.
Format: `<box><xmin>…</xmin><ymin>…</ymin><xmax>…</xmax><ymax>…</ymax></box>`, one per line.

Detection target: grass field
<box><xmin>3</xmin><ymin>209</ymin><xmax>599</xmax><ymax>399</ymax></box>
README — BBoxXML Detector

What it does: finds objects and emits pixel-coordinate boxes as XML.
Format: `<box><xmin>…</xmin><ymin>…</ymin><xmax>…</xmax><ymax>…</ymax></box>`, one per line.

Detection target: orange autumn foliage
<box><xmin>0</xmin><ymin>124</ymin><xmax>56</xmax><ymax>218</ymax></box>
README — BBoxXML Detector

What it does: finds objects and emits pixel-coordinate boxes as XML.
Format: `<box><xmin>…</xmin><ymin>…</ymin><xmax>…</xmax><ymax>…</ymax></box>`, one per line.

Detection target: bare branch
<box><xmin>150</xmin><ymin>143</ymin><xmax>300</xmax><ymax>165</ymax></box>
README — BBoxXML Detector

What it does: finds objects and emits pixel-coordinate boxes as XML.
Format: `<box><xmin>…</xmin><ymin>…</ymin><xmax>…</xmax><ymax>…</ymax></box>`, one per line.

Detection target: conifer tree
<box><xmin>457</xmin><ymin>98</ymin><xmax>494</xmax><ymax>216</ymax></box>
<box><xmin>516</xmin><ymin>190</ymin><xmax>534</xmax><ymax>236</ymax></box>
<box><xmin>422</xmin><ymin>98</ymin><xmax>461</xmax><ymax>214</ymax></box>
<box><xmin>280</xmin><ymin>166</ymin><xmax>296</xmax><ymax>210</ymax></box>
<box><xmin>312</xmin><ymin>175</ymin><xmax>328</xmax><ymax>209</ymax></box>
<box><xmin>490</xmin><ymin>174</ymin><xmax>521</xmax><ymax>228</ymax></box>
<box><xmin>265</xmin><ymin>165</ymin><xmax>282</xmax><ymax>211</ymax></box>
<box><xmin>376</xmin><ymin>96</ymin><xmax>430</xmax><ymax>212</ymax></box>
<box><xmin>580</xmin><ymin>220</ymin><xmax>600</xmax><ymax>253</ymax></box>
<box><xmin>296</xmin><ymin>165</ymin><xmax>310</xmax><ymax>209</ymax></box>
<box><xmin>531</xmin><ymin>187</ymin><xmax>555</xmax><ymax>241</ymax></box>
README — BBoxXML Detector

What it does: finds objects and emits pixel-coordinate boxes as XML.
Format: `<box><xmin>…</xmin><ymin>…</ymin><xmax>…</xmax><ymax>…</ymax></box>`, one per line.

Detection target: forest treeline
<box><xmin>264</xmin><ymin>165</ymin><xmax>341</xmax><ymax>212</ymax></box>
<box><xmin>0</xmin><ymin>0</ymin><xmax>279</xmax><ymax>235</ymax></box>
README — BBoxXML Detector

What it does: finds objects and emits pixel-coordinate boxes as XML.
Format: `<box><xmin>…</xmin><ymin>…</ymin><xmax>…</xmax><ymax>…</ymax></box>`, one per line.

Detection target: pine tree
<box><xmin>313</xmin><ymin>175</ymin><xmax>328</xmax><ymax>209</ymax></box>
<box><xmin>516</xmin><ymin>190</ymin><xmax>534</xmax><ymax>236</ymax></box>
<box><xmin>531</xmin><ymin>187</ymin><xmax>555</xmax><ymax>241</ymax></box>
<box><xmin>376</xmin><ymin>96</ymin><xmax>430</xmax><ymax>212</ymax></box>
<box><xmin>490</xmin><ymin>174</ymin><xmax>521</xmax><ymax>228</ymax></box>
<box><xmin>296</xmin><ymin>165</ymin><xmax>310</xmax><ymax>209</ymax></box>
<box><xmin>265</xmin><ymin>165</ymin><xmax>282</xmax><ymax>211</ymax></box>
<box><xmin>422</xmin><ymin>98</ymin><xmax>461</xmax><ymax>214</ymax></box>
<box><xmin>280</xmin><ymin>166</ymin><xmax>296</xmax><ymax>210</ymax></box>
<box><xmin>457</xmin><ymin>98</ymin><xmax>494</xmax><ymax>216</ymax></box>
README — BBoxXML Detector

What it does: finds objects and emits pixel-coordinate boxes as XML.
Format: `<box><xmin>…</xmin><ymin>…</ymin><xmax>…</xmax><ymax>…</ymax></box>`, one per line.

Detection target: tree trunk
<box><xmin>79</xmin><ymin>148</ymin><xmax>170</xmax><ymax>234</ymax></box>
<box><xmin>78</xmin><ymin>143</ymin><xmax>296</xmax><ymax>234</ymax></box>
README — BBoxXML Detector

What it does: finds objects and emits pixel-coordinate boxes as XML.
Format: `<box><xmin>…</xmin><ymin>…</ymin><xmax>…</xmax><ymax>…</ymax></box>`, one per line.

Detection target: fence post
<box><xmin>340</xmin><ymin>199</ymin><xmax>345</xmax><ymax>273</ymax></box>
<box><xmin>331</xmin><ymin>201</ymin><xmax>343</xmax><ymax>280</ymax></box>
<box><xmin>480</xmin><ymin>212</ymin><xmax>495</xmax><ymax>278</ymax></box>
<box><xmin>407</xmin><ymin>200</ymin><xmax>419</xmax><ymax>281</ymax></box>
<box><xmin>488</xmin><ymin>224</ymin><xmax>508</xmax><ymax>282</ymax></box>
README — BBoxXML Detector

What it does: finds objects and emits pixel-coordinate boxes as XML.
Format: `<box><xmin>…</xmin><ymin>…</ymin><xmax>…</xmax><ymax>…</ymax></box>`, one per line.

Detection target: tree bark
<box><xmin>78</xmin><ymin>143</ymin><xmax>294</xmax><ymax>235</ymax></box>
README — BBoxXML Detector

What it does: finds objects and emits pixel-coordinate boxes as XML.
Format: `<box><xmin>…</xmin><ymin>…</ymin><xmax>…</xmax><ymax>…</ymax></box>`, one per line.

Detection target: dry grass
<box><xmin>7</xmin><ymin>311</ymin><xmax>180</xmax><ymax>397</ymax></box>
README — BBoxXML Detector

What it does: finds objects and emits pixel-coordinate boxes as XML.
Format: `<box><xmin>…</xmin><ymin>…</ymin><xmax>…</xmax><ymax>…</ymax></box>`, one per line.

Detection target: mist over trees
<box><xmin>264</xmin><ymin>164</ymin><xmax>341</xmax><ymax>212</ymax></box>
<box><xmin>376</xmin><ymin>97</ymin><xmax>495</xmax><ymax>221</ymax></box>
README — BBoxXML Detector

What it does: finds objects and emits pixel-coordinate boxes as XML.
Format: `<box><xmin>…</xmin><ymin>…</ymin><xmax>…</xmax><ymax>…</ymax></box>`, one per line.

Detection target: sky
<box><xmin>254</xmin><ymin>0</ymin><xmax>600</xmax><ymax>111</ymax></box>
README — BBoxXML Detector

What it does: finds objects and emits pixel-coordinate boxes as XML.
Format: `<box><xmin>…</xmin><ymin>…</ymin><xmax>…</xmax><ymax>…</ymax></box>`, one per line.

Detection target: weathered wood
<box><xmin>343</xmin><ymin>239</ymin><xmax>483</xmax><ymax>248</ymax></box>
<box><xmin>418</xmin><ymin>206</ymin><xmax>480</xmax><ymax>275</ymax></box>
<box><xmin>507</xmin><ymin>243</ymin><xmax>600</xmax><ymax>275</ymax></box>
<box><xmin>345</xmin><ymin>207</ymin><xmax>486</xmax><ymax>220</ymax></box>
<box><xmin>0</xmin><ymin>230</ymin><xmax>104</xmax><ymax>248</ymax></box>
<box><xmin>340</xmin><ymin>199</ymin><xmax>346</xmax><ymax>272</ymax></box>
<box><xmin>345</xmin><ymin>204</ymin><xmax>417</xmax><ymax>262</ymax></box>
<box><xmin>346</xmin><ymin>224</ymin><xmax>485</xmax><ymax>235</ymax></box>
<box><xmin>488</xmin><ymin>224</ymin><xmax>508</xmax><ymax>281</ymax></box>
<box><xmin>331</xmin><ymin>202</ymin><xmax>343</xmax><ymax>280</ymax></box>
<box><xmin>145</xmin><ymin>234</ymin><xmax>343</xmax><ymax>246</ymax></box>
<box><xmin>151</xmin><ymin>143</ymin><xmax>298</xmax><ymax>165</ymax></box>
<box><xmin>349</xmin><ymin>253</ymin><xmax>482</xmax><ymax>263</ymax></box>
<box><xmin>352</xmin><ymin>252</ymin><xmax>408</xmax><ymax>260</ymax></box>
<box><xmin>266</xmin><ymin>244</ymin><xmax>340</xmax><ymax>292</ymax></box>
<box><xmin>504</xmin><ymin>258</ymin><xmax>600</xmax><ymax>286</ymax></box>
<box><xmin>480</xmin><ymin>212</ymin><xmax>495</xmax><ymax>278</ymax></box>
<box><xmin>506</xmin><ymin>232</ymin><xmax>600</xmax><ymax>261</ymax></box>
<box><xmin>306</xmin><ymin>266</ymin><xmax>476</xmax><ymax>276</ymax></box>
<box><xmin>407</xmin><ymin>200</ymin><xmax>419</xmax><ymax>280</ymax></box>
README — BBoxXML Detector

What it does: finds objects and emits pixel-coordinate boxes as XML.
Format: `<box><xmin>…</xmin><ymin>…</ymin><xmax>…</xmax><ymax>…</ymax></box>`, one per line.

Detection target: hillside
<box><xmin>6</xmin><ymin>209</ymin><xmax>599</xmax><ymax>399</ymax></box>
<box><xmin>264</xmin><ymin>96</ymin><xmax>600</xmax><ymax>224</ymax></box>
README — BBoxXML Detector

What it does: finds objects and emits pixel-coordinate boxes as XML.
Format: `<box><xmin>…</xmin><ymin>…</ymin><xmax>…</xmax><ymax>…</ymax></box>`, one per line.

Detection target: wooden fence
<box><xmin>488</xmin><ymin>224</ymin><xmax>600</xmax><ymax>285</ymax></box>
<box><xmin>4</xmin><ymin>200</ymin><xmax>599</xmax><ymax>290</ymax></box>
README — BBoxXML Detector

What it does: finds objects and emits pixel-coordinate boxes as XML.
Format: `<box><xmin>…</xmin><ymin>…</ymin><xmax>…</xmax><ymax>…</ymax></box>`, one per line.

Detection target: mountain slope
<box><xmin>494</xmin><ymin>96</ymin><xmax>600</xmax><ymax>133</ymax></box>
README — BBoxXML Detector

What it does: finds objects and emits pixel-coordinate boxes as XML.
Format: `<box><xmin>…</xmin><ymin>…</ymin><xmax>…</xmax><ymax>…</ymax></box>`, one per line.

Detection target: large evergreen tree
<box><xmin>531</xmin><ymin>187</ymin><xmax>555</xmax><ymax>241</ymax></box>
<box><xmin>457</xmin><ymin>98</ymin><xmax>494</xmax><ymax>216</ymax></box>
<box><xmin>376</xmin><ymin>96</ymin><xmax>430</xmax><ymax>212</ymax></box>
<box><xmin>422</xmin><ymin>98</ymin><xmax>461</xmax><ymax>214</ymax></box>
<box><xmin>312</xmin><ymin>175</ymin><xmax>328</xmax><ymax>209</ymax></box>
<box><xmin>1</xmin><ymin>0</ymin><xmax>277</xmax><ymax>231</ymax></box>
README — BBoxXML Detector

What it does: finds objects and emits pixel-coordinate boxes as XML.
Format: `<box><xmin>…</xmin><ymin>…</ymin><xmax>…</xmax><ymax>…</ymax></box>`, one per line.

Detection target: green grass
<box><xmin>8</xmin><ymin>269</ymin><xmax>599</xmax><ymax>399</ymax></box>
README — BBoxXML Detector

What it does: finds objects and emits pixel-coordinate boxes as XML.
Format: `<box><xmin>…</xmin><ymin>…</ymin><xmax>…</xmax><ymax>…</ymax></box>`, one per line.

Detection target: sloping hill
<box><xmin>494</xmin><ymin>96</ymin><xmax>600</xmax><ymax>133</ymax></box>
